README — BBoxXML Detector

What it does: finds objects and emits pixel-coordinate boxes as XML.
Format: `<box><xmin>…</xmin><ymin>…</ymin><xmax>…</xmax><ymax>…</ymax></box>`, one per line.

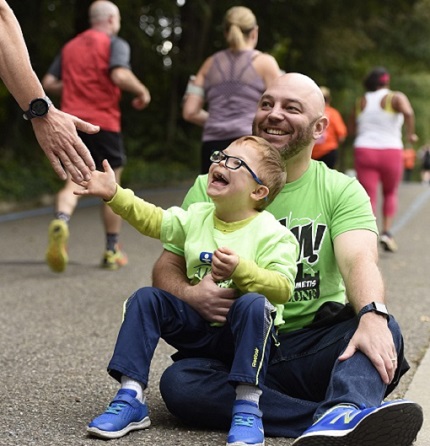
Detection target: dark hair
<box><xmin>363</xmin><ymin>67</ymin><xmax>390</xmax><ymax>92</ymax></box>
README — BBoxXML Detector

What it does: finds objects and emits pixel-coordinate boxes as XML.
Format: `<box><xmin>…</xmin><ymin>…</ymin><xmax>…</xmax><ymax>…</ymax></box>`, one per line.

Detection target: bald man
<box><xmin>87</xmin><ymin>74</ymin><xmax>423</xmax><ymax>446</ymax></box>
<box><xmin>42</xmin><ymin>0</ymin><xmax>151</xmax><ymax>273</ymax></box>
<box><xmin>155</xmin><ymin>74</ymin><xmax>423</xmax><ymax>445</ymax></box>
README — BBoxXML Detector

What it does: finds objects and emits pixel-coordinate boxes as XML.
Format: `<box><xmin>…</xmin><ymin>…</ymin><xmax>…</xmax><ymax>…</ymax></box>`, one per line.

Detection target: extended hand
<box><xmin>32</xmin><ymin>107</ymin><xmax>99</xmax><ymax>182</ymax></box>
<box><xmin>74</xmin><ymin>159</ymin><xmax>117</xmax><ymax>201</ymax></box>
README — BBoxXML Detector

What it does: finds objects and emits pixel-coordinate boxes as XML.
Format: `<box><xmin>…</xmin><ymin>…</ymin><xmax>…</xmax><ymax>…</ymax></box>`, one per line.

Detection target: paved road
<box><xmin>1</xmin><ymin>182</ymin><xmax>430</xmax><ymax>446</ymax></box>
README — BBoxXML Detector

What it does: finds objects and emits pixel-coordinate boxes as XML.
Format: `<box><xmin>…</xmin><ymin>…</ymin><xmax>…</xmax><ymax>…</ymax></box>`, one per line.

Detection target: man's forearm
<box><xmin>111</xmin><ymin>67</ymin><xmax>149</xmax><ymax>98</ymax></box>
<box><xmin>152</xmin><ymin>250</ymin><xmax>192</xmax><ymax>300</ymax></box>
<box><xmin>0</xmin><ymin>1</ymin><xmax>45</xmax><ymax>109</ymax></box>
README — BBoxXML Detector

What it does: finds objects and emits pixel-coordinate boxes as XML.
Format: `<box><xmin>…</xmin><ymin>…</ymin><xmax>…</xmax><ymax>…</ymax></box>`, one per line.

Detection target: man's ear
<box><xmin>313</xmin><ymin>116</ymin><xmax>329</xmax><ymax>141</ymax></box>
<box><xmin>251</xmin><ymin>185</ymin><xmax>269</xmax><ymax>203</ymax></box>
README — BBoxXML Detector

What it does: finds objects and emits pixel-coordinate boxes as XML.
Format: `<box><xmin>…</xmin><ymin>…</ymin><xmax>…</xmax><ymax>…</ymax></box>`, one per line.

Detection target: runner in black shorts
<box><xmin>79</xmin><ymin>130</ymin><xmax>126</xmax><ymax>171</ymax></box>
<box><xmin>42</xmin><ymin>0</ymin><xmax>150</xmax><ymax>273</ymax></box>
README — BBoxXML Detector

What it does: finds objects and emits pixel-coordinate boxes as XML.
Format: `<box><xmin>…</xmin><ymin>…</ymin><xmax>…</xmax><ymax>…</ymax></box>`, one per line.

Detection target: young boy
<box><xmin>76</xmin><ymin>135</ymin><xmax>299</xmax><ymax>446</ymax></box>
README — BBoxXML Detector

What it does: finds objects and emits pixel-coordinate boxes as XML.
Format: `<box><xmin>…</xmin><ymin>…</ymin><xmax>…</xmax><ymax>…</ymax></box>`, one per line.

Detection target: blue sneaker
<box><xmin>87</xmin><ymin>389</ymin><xmax>151</xmax><ymax>439</ymax></box>
<box><xmin>292</xmin><ymin>399</ymin><xmax>423</xmax><ymax>446</ymax></box>
<box><xmin>226</xmin><ymin>400</ymin><xmax>264</xmax><ymax>446</ymax></box>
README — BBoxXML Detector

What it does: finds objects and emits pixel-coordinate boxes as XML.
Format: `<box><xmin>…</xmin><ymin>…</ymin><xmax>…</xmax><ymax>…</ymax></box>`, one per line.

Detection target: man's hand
<box><xmin>31</xmin><ymin>106</ymin><xmax>99</xmax><ymax>182</ymax></box>
<box><xmin>186</xmin><ymin>274</ymin><xmax>237</xmax><ymax>324</ymax></box>
<box><xmin>211</xmin><ymin>246</ymin><xmax>239</xmax><ymax>282</ymax></box>
<box><xmin>131</xmin><ymin>90</ymin><xmax>151</xmax><ymax>110</ymax></box>
<box><xmin>338</xmin><ymin>313</ymin><xmax>398</xmax><ymax>384</ymax></box>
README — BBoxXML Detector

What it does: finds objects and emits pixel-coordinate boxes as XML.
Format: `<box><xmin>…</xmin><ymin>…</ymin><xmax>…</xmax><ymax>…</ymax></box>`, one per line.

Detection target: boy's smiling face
<box><xmin>206</xmin><ymin>141</ymin><xmax>267</xmax><ymax>220</ymax></box>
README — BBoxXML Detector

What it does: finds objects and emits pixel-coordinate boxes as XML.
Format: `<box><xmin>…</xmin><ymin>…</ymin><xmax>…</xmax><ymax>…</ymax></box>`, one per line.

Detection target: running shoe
<box><xmin>101</xmin><ymin>245</ymin><xmax>128</xmax><ymax>270</ymax></box>
<box><xmin>226</xmin><ymin>400</ymin><xmax>264</xmax><ymax>446</ymax></box>
<box><xmin>292</xmin><ymin>399</ymin><xmax>423</xmax><ymax>446</ymax></box>
<box><xmin>87</xmin><ymin>389</ymin><xmax>150</xmax><ymax>439</ymax></box>
<box><xmin>45</xmin><ymin>219</ymin><xmax>69</xmax><ymax>272</ymax></box>
<box><xmin>380</xmin><ymin>232</ymin><xmax>398</xmax><ymax>253</ymax></box>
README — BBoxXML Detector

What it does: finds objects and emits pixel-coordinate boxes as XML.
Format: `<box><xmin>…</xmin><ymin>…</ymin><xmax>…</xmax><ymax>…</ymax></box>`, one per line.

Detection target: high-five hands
<box><xmin>74</xmin><ymin>159</ymin><xmax>117</xmax><ymax>201</ymax></box>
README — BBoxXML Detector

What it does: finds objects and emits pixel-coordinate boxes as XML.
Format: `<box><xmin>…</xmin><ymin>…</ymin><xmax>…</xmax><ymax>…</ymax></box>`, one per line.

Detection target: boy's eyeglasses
<box><xmin>210</xmin><ymin>151</ymin><xmax>264</xmax><ymax>185</ymax></box>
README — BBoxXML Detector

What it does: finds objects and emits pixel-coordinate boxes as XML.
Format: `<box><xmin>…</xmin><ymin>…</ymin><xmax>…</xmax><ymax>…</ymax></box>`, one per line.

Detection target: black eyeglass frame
<box><xmin>210</xmin><ymin>150</ymin><xmax>264</xmax><ymax>185</ymax></box>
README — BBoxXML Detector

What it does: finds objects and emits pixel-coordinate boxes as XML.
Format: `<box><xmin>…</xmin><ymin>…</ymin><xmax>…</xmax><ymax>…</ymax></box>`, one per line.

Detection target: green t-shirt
<box><xmin>108</xmin><ymin>187</ymin><xmax>299</xmax><ymax>325</ymax></box>
<box><xmin>165</xmin><ymin>160</ymin><xmax>377</xmax><ymax>332</ymax></box>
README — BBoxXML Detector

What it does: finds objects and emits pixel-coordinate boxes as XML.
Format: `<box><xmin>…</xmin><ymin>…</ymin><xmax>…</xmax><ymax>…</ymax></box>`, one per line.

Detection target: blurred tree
<box><xmin>2</xmin><ymin>0</ymin><xmax>430</xmax><ymax>201</ymax></box>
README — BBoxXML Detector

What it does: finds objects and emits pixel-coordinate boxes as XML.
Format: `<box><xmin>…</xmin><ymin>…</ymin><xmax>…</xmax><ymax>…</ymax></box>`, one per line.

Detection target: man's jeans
<box><xmin>160</xmin><ymin>312</ymin><xmax>408</xmax><ymax>438</ymax></box>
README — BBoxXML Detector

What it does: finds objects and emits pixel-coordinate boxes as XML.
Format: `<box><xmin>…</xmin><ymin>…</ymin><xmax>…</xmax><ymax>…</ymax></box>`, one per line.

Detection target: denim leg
<box><xmin>227</xmin><ymin>293</ymin><xmax>276</xmax><ymax>387</ymax></box>
<box><xmin>160</xmin><ymin>357</ymin><xmax>318</xmax><ymax>438</ymax></box>
<box><xmin>315</xmin><ymin>315</ymin><xmax>408</xmax><ymax>418</ymax></box>
<box><xmin>107</xmin><ymin>286</ymin><xmax>218</xmax><ymax>386</ymax></box>
<box><xmin>159</xmin><ymin>314</ymin><xmax>408</xmax><ymax>438</ymax></box>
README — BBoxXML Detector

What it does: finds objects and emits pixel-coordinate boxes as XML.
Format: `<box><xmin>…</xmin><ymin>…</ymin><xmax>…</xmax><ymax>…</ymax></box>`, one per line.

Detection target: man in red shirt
<box><xmin>311</xmin><ymin>86</ymin><xmax>347</xmax><ymax>169</ymax></box>
<box><xmin>42</xmin><ymin>0</ymin><xmax>151</xmax><ymax>272</ymax></box>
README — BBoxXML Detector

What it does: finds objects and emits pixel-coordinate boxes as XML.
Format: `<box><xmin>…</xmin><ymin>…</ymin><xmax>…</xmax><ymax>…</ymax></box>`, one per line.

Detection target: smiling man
<box><xmin>154</xmin><ymin>73</ymin><xmax>423</xmax><ymax>446</ymax></box>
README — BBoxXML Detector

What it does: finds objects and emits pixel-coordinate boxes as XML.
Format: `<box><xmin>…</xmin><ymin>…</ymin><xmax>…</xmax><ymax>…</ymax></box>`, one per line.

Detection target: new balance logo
<box><xmin>330</xmin><ymin>409</ymin><xmax>359</xmax><ymax>425</ymax></box>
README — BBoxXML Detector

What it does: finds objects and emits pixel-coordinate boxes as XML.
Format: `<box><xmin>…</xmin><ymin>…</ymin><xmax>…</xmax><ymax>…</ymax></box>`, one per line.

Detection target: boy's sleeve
<box><xmin>163</xmin><ymin>174</ymin><xmax>211</xmax><ymax>255</ymax></box>
<box><xmin>231</xmin><ymin>228</ymin><xmax>299</xmax><ymax>305</ymax></box>
<box><xmin>231</xmin><ymin>259</ymin><xmax>294</xmax><ymax>304</ymax></box>
<box><xmin>107</xmin><ymin>186</ymin><xmax>164</xmax><ymax>239</ymax></box>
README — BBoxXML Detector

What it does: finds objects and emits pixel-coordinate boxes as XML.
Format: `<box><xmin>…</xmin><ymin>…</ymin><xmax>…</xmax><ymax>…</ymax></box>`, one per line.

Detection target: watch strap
<box><xmin>358</xmin><ymin>302</ymin><xmax>389</xmax><ymax>320</ymax></box>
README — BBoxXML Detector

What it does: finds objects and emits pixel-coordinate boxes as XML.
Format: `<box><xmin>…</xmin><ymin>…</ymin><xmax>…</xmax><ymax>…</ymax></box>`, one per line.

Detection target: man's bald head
<box><xmin>272</xmin><ymin>73</ymin><xmax>326</xmax><ymax>120</ymax></box>
<box><xmin>89</xmin><ymin>1</ymin><xmax>119</xmax><ymax>25</ymax></box>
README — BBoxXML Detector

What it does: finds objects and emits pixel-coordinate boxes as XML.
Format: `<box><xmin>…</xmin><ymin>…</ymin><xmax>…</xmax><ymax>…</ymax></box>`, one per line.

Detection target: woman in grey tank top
<box><xmin>182</xmin><ymin>6</ymin><xmax>282</xmax><ymax>173</ymax></box>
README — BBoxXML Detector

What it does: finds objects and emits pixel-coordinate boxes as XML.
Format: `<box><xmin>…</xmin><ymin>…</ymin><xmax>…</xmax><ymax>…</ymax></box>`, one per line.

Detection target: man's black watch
<box><xmin>358</xmin><ymin>302</ymin><xmax>389</xmax><ymax>320</ymax></box>
<box><xmin>23</xmin><ymin>96</ymin><xmax>52</xmax><ymax>120</ymax></box>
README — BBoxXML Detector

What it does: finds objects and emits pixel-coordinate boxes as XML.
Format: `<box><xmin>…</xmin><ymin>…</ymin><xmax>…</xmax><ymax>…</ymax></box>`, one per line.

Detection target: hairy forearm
<box><xmin>152</xmin><ymin>250</ymin><xmax>193</xmax><ymax>300</ymax></box>
<box><xmin>335</xmin><ymin>231</ymin><xmax>385</xmax><ymax>312</ymax></box>
<box><xmin>0</xmin><ymin>1</ymin><xmax>45</xmax><ymax>109</ymax></box>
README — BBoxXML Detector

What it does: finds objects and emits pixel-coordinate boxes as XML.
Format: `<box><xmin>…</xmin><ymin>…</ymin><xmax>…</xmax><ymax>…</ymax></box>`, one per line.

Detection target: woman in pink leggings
<box><xmin>350</xmin><ymin>67</ymin><xmax>418</xmax><ymax>252</ymax></box>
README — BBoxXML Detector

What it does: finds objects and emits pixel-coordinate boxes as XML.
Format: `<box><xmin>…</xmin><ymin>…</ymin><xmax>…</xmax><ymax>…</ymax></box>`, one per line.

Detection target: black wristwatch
<box><xmin>358</xmin><ymin>302</ymin><xmax>389</xmax><ymax>320</ymax></box>
<box><xmin>23</xmin><ymin>96</ymin><xmax>52</xmax><ymax>120</ymax></box>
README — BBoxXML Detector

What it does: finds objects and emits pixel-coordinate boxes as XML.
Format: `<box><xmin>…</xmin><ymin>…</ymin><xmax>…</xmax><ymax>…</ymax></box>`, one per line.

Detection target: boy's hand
<box><xmin>74</xmin><ymin>159</ymin><xmax>117</xmax><ymax>201</ymax></box>
<box><xmin>211</xmin><ymin>247</ymin><xmax>239</xmax><ymax>282</ymax></box>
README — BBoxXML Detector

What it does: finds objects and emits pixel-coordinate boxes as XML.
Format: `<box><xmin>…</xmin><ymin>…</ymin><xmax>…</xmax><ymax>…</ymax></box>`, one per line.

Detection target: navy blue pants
<box><xmin>107</xmin><ymin>287</ymin><xmax>276</xmax><ymax>389</ymax></box>
<box><xmin>159</xmin><ymin>310</ymin><xmax>409</xmax><ymax>438</ymax></box>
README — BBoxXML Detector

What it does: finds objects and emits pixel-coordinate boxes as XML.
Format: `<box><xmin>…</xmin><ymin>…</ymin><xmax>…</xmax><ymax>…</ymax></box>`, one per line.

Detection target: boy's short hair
<box><xmin>234</xmin><ymin>135</ymin><xmax>287</xmax><ymax>210</ymax></box>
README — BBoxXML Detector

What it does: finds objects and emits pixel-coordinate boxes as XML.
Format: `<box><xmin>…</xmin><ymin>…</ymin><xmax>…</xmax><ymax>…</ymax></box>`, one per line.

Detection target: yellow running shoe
<box><xmin>46</xmin><ymin>219</ymin><xmax>69</xmax><ymax>272</ymax></box>
<box><xmin>101</xmin><ymin>245</ymin><xmax>128</xmax><ymax>270</ymax></box>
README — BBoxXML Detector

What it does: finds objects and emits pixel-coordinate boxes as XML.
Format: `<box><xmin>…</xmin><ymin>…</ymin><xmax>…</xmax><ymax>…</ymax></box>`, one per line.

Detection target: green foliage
<box><xmin>0</xmin><ymin>157</ymin><xmax>62</xmax><ymax>202</ymax></box>
<box><xmin>2</xmin><ymin>0</ymin><xmax>430</xmax><ymax>204</ymax></box>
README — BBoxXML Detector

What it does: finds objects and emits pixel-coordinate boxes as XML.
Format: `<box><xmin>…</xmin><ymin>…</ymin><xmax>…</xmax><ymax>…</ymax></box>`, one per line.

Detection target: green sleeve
<box><xmin>232</xmin><ymin>258</ymin><xmax>294</xmax><ymax>305</ymax></box>
<box><xmin>107</xmin><ymin>186</ymin><xmax>164</xmax><ymax>239</ymax></box>
<box><xmin>164</xmin><ymin>174</ymin><xmax>210</xmax><ymax>255</ymax></box>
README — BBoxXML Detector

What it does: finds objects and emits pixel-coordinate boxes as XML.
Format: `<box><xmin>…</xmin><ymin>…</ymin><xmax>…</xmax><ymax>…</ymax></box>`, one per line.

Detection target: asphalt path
<box><xmin>1</xmin><ymin>182</ymin><xmax>430</xmax><ymax>446</ymax></box>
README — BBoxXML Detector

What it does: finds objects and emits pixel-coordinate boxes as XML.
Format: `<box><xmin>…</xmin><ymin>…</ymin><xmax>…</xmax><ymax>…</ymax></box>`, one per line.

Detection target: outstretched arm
<box><xmin>0</xmin><ymin>0</ymin><xmax>99</xmax><ymax>182</ymax></box>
